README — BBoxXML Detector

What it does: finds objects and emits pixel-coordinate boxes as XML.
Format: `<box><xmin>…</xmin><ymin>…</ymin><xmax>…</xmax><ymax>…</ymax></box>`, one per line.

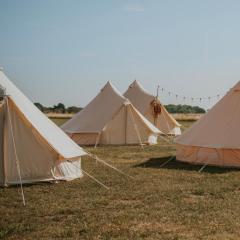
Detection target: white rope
<box><xmin>81</xmin><ymin>169</ymin><xmax>110</xmax><ymax>190</ymax></box>
<box><xmin>6</xmin><ymin>98</ymin><xmax>26</xmax><ymax>206</ymax></box>
<box><xmin>85</xmin><ymin>150</ymin><xmax>135</xmax><ymax>179</ymax></box>
<box><xmin>158</xmin><ymin>134</ymin><xmax>174</xmax><ymax>145</ymax></box>
<box><xmin>67</xmin><ymin>160</ymin><xmax>110</xmax><ymax>190</ymax></box>
<box><xmin>128</xmin><ymin>106</ymin><xmax>144</xmax><ymax>149</ymax></box>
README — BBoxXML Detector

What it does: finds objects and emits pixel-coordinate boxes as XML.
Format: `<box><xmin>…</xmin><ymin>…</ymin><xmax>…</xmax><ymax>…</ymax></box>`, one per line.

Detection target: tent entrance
<box><xmin>100</xmin><ymin>104</ymin><xmax>148</xmax><ymax>146</ymax></box>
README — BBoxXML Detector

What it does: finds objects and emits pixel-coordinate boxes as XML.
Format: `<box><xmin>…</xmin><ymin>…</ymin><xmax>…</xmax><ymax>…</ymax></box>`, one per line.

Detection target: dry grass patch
<box><xmin>1</xmin><ymin>130</ymin><xmax>240</xmax><ymax>239</ymax></box>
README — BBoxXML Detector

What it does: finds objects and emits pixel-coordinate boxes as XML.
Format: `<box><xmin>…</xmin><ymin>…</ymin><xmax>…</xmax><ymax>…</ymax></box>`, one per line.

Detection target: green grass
<box><xmin>1</xmin><ymin>121</ymin><xmax>240</xmax><ymax>240</ymax></box>
<box><xmin>50</xmin><ymin>117</ymin><xmax>69</xmax><ymax>126</ymax></box>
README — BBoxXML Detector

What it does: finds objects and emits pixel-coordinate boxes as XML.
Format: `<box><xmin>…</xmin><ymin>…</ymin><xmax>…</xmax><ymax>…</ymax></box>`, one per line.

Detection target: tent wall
<box><xmin>124</xmin><ymin>80</ymin><xmax>181</xmax><ymax>136</ymax></box>
<box><xmin>4</xmin><ymin>99</ymin><xmax>58</xmax><ymax>184</ymax></box>
<box><xmin>0</xmin><ymin>104</ymin><xmax>5</xmax><ymax>185</ymax></box>
<box><xmin>176</xmin><ymin>144</ymin><xmax>240</xmax><ymax>168</ymax></box>
<box><xmin>71</xmin><ymin>133</ymin><xmax>99</xmax><ymax>145</ymax></box>
<box><xmin>100</xmin><ymin>104</ymin><xmax>156</xmax><ymax>145</ymax></box>
<box><xmin>53</xmin><ymin>157</ymin><xmax>82</xmax><ymax>181</ymax></box>
<box><xmin>169</xmin><ymin>127</ymin><xmax>182</xmax><ymax>136</ymax></box>
<box><xmin>69</xmin><ymin>104</ymin><xmax>157</xmax><ymax>146</ymax></box>
<box><xmin>2</xmin><ymin>99</ymin><xmax>83</xmax><ymax>185</ymax></box>
<box><xmin>145</xmin><ymin>106</ymin><xmax>180</xmax><ymax>135</ymax></box>
<box><xmin>100</xmin><ymin>105</ymin><xmax>127</xmax><ymax>145</ymax></box>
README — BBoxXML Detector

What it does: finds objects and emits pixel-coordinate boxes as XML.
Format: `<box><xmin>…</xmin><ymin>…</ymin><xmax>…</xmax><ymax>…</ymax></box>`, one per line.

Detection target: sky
<box><xmin>0</xmin><ymin>0</ymin><xmax>240</xmax><ymax>109</ymax></box>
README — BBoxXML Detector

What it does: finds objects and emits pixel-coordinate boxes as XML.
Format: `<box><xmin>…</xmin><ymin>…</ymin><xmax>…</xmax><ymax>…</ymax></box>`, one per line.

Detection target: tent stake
<box><xmin>199</xmin><ymin>164</ymin><xmax>207</xmax><ymax>173</ymax></box>
<box><xmin>159</xmin><ymin>156</ymin><xmax>175</xmax><ymax>168</ymax></box>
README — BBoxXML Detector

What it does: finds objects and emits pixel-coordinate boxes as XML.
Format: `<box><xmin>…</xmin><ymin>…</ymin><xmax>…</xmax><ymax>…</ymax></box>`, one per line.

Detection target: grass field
<box><xmin>1</xmin><ymin>120</ymin><xmax>240</xmax><ymax>240</ymax></box>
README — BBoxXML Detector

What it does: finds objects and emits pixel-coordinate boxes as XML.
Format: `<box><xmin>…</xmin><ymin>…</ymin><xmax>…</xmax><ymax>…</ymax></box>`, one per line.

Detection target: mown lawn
<box><xmin>1</xmin><ymin>122</ymin><xmax>240</xmax><ymax>239</ymax></box>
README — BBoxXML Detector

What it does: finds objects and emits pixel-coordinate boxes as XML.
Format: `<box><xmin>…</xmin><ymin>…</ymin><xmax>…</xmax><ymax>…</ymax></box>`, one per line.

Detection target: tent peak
<box><xmin>101</xmin><ymin>81</ymin><xmax>126</xmax><ymax>99</ymax></box>
<box><xmin>129</xmin><ymin>79</ymin><xmax>142</xmax><ymax>89</ymax></box>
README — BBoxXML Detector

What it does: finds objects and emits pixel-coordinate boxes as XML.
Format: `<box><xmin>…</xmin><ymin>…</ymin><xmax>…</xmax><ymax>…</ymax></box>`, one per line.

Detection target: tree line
<box><xmin>34</xmin><ymin>103</ymin><xmax>82</xmax><ymax>114</ymax></box>
<box><xmin>35</xmin><ymin>102</ymin><xmax>205</xmax><ymax>114</ymax></box>
<box><xmin>165</xmin><ymin>104</ymin><xmax>206</xmax><ymax>114</ymax></box>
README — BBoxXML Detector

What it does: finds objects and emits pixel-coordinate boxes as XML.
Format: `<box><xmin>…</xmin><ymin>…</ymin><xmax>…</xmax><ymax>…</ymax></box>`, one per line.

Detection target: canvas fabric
<box><xmin>175</xmin><ymin>81</ymin><xmax>240</xmax><ymax>167</ymax></box>
<box><xmin>62</xmin><ymin>82</ymin><xmax>161</xmax><ymax>145</ymax></box>
<box><xmin>124</xmin><ymin>80</ymin><xmax>181</xmax><ymax>135</ymax></box>
<box><xmin>0</xmin><ymin>71</ymin><xmax>86</xmax><ymax>185</ymax></box>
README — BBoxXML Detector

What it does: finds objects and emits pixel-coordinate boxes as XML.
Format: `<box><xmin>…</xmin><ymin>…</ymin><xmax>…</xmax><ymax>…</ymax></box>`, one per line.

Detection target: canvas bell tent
<box><xmin>62</xmin><ymin>81</ymin><xmax>161</xmax><ymax>146</ymax></box>
<box><xmin>124</xmin><ymin>80</ymin><xmax>181</xmax><ymax>136</ymax></box>
<box><xmin>0</xmin><ymin>70</ymin><xmax>87</xmax><ymax>186</ymax></box>
<box><xmin>175</xmin><ymin>81</ymin><xmax>240</xmax><ymax>168</ymax></box>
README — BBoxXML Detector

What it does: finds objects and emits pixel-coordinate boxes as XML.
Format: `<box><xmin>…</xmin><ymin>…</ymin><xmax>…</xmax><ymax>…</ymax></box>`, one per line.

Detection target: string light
<box><xmin>157</xmin><ymin>85</ymin><xmax>226</xmax><ymax>103</ymax></box>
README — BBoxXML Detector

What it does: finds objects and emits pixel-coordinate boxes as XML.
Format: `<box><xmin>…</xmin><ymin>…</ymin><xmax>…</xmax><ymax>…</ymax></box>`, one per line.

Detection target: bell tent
<box><xmin>0</xmin><ymin>70</ymin><xmax>87</xmax><ymax>186</ymax></box>
<box><xmin>62</xmin><ymin>81</ymin><xmax>161</xmax><ymax>146</ymax></box>
<box><xmin>175</xmin><ymin>81</ymin><xmax>240</xmax><ymax>167</ymax></box>
<box><xmin>124</xmin><ymin>80</ymin><xmax>181</xmax><ymax>135</ymax></box>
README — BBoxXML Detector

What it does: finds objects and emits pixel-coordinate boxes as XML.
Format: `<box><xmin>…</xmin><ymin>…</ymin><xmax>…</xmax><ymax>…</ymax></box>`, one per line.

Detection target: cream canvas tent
<box><xmin>175</xmin><ymin>81</ymin><xmax>240</xmax><ymax>167</ymax></box>
<box><xmin>0</xmin><ymin>70</ymin><xmax>87</xmax><ymax>186</ymax></box>
<box><xmin>62</xmin><ymin>81</ymin><xmax>161</xmax><ymax>145</ymax></box>
<box><xmin>124</xmin><ymin>80</ymin><xmax>181</xmax><ymax>135</ymax></box>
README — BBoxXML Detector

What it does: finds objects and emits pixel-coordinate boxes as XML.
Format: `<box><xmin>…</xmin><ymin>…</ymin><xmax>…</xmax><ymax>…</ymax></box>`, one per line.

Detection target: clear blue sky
<box><xmin>0</xmin><ymin>0</ymin><xmax>240</xmax><ymax>109</ymax></box>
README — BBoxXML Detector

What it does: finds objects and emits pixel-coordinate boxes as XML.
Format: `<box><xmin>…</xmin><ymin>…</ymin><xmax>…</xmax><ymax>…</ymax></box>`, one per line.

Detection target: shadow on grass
<box><xmin>134</xmin><ymin>156</ymin><xmax>240</xmax><ymax>174</ymax></box>
<box><xmin>0</xmin><ymin>181</ymin><xmax>56</xmax><ymax>189</ymax></box>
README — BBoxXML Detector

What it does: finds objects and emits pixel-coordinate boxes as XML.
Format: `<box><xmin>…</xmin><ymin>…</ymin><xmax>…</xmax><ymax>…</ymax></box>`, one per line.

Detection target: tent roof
<box><xmin>62</xmin><ymin>81</ymin><xmax>127</xmax><ymax>133</ymax></box>
<box><xmin>124</xmin><ymin>80</ymin><xmax>155</xmax><ymax>114</ymax></box>
<box><xmin>0</xmin><ymin>70</ymin><xmax>86</xmax><ymax>158</ymax></box>
<box><xmin>175</xmin><ymin>81</ymin><xmax>240</xmax><ymax>149</ymax></box>
<box><xmin>124</xmin><ymin>80</ymin><xmax>180</xmax><ymax>127</ymax></box>
<box><xmin>62</xmin><ymin>81</ymin><xmax>161</xmax><ymax>134</ymax></box>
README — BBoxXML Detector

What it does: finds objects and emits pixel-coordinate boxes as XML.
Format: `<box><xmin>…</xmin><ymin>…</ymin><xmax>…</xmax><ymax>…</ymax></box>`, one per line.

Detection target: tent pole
<box><xmin>94</xmin><ymin>132</ymin><xmax>101</xmax><ymax>148</ymax></box>
<box><xmin>128</xmin><ymin>106</ymin><xmax>144</xmax><ymax>149</ymax></box>
<box><xmin>2</xmin><ymin>100</ymin><xmax>7</xmax><ymax>186</ymax></box>
<box><xmin>125</xmin><ymin>106</ymin><xmax>127</xmax><ymax>144</ymax></box>
<box><xmin>6</xmin><ymin>98</ymin><xmax>26</xmax><ymax>206</ymax></box>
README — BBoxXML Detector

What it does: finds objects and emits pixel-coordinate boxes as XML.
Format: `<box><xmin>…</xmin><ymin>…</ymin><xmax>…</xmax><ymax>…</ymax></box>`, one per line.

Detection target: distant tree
<box><xmin>52</xmin><ymin>103</ymin><xmax>66</xmax><ymax>113</ymax></box>
<box><xmin>67</xmin><ymin>106</ymin><xmax>82</xmax><ymax>114</ymax></box>
<box><xmin>165</xmin><ymin>104</ymin><xmax>206</xmax><ymax>114</ymax></box>
<box><xmin>34</xmin><ymin>102</ymin><xmax>84</xmax><ymax>114</ymax></box>
<box><xmin>192</xmin><ymin>106</ymin><xmax>206</xmax><ymax>114</ymax></box>
<box><xmin>34</xmin><ymin>102</ymin><xmax>45</xmax><ymax>112</ymax></box>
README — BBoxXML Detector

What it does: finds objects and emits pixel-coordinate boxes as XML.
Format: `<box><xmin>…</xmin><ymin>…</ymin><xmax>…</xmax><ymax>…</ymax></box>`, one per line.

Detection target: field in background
<box><xmin>1</xmin><ymin>120</ymin><xmax>240</xmax><ymax>239</ymax></box>
<box><xmin>49</xmin><ymin>115</ymin><xmax>199</xmax><ymax>129</ymax></box>
<box><xmin>50</xmin><ymin>117</ymin><xmax>196</xmax><ymax>134</ymax></box>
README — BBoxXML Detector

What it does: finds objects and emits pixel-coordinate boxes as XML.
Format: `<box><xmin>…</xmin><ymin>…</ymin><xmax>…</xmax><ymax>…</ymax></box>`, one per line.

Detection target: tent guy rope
<box><xmin>85</xmin><ymin>150</ymin><xmax>135</xmax><ymax>180</ymax></box>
